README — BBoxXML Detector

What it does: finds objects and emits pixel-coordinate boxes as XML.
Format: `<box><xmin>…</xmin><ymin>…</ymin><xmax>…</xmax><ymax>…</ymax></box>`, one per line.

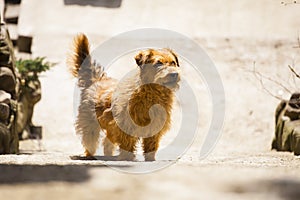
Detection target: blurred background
<box><xmin>1</xmin><ymin>0</ymin><xmax>300</xmax><ymax>199</ymax></box>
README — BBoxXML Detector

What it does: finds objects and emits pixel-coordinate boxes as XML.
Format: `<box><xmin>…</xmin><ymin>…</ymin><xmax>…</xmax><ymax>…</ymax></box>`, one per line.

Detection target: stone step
<box><xmin>4</xmin><ymin>4</ymin><xmax>19</xmax><ymax>24</ymax></box>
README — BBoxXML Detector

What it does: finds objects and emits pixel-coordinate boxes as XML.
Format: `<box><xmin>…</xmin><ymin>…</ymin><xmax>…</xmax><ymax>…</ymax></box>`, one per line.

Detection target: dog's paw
<box><xmin>84</xmin><ymin>150</ymin><xmax>97</xmax><ymax>160</ymax></box>
<box><xmin>144</xmin><ymin>152</ymin><xmax>156</xmax><ymax>162</ymax></box>
<box><xmin>117</xmin><ymin>152</ymin><xmax>136</xmax><ymax>161</ymax></box>
<box><xmin>144</xmin><ymin>157</ymin><xmax>156</xmax><ymax>162</ymax></box>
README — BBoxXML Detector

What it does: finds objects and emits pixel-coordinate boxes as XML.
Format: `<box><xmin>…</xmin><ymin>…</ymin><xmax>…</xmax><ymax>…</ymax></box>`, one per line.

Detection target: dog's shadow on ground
<box><xmin>70</xmin><ymin>155</ymin><xmax>118</xmax><ymax>161</ymax></box>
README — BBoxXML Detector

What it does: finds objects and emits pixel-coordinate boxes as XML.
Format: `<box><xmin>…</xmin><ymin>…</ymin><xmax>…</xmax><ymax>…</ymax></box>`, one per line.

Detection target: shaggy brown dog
<box><xmin>68</xmin><ymin>34</ymin><xmax>180</xmax><ymax>161</ymax></box>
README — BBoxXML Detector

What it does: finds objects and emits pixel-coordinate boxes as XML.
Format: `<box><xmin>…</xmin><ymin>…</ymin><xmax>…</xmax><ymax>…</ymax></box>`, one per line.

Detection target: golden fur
<box><xmin>68</xmin><ymin>33</ymin><xmax>180</xmax><ymax>161</ymax></box>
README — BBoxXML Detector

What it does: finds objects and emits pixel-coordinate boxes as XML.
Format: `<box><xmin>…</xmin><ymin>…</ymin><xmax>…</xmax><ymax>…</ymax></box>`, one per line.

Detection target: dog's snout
<box><xmin>169</xmin><ymin>72</ymin><xmax>178</xmax><ymax>80</ymax></box>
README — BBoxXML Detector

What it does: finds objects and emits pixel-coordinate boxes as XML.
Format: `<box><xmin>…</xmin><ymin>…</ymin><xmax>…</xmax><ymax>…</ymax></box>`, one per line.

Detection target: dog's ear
<box><xmin>135</xmin><ymin>52</ymin><xmax>144</xmax><ymax>67</ymax></box>
<box><xmin>167</xmin><ymin>48</ymin><xmax>180</xmax><ymax>67</ymax></box>
<box><xmin>135</xmin><ymin>49</ymin><xmax>154</xmax><ymax>69</ymax></box>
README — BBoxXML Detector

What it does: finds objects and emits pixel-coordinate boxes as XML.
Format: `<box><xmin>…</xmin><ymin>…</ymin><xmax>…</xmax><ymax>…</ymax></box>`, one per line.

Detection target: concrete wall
<box><xmin>18</xmin><ymin>0</ymin><xmax>300</xmax><ymax>39</ymax></box>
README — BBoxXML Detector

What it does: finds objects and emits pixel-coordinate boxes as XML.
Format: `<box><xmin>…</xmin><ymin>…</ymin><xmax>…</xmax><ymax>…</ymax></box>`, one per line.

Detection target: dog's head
<box><xmin>135</xmin><ymin>48</ymin><xmax>181</xmax><ymax>90</ymax></box>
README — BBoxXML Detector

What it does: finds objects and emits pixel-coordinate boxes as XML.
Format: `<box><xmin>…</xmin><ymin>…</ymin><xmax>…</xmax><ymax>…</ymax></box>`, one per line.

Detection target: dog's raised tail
<box><xmin>68</xmin><ymin>33</ymin><xmax>91</xmax><ymax>77</ymax></box>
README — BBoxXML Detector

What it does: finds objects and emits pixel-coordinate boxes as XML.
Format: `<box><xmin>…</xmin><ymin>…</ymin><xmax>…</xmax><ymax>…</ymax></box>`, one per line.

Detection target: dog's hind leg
<box><xmin>103</xmin><ymin>132</ymin><xmax>116</xmax><ymax>156</ymax></box>
<box><xmin>75</xmin><ymin>97</ymin><xmax>101</xmax><ymax>157</ymax></box>
<box><xmin>78</xmin><ymin>121</ymin><xmax>101</xmax><ymax>157</ymax></box>
<box><xmin>117</xmin><ymin>132</ymin><xmax>138</xmax><ymax>161</ymax></box>
<box><xmin>142</xmin><ymin>133</ymin><xmax>163</xmax><ymax>161</ymax></box>
<box><xmin>82</xmin><ymin>129</ymin><xmax>100</xmax><ymax>157</ymax></box>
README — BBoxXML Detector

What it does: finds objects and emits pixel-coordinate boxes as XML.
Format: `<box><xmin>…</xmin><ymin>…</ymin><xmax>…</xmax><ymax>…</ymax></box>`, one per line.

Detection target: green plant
<box><xmin>16</xmin><ymin>57</ymin><xmax>53</xmax><ymax>77</ymax></box>
<box><xmin>16</xmin><ymin>57</ymin><xmax>53</xmax><ymax>87</ymax></box>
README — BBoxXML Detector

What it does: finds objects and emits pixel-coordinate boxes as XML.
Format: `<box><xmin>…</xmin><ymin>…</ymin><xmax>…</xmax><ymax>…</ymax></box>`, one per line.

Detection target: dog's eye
<box><xmin>154</xmin><ymin>61</ymin><xmax>163</xmax><ymax>68</ymax></box>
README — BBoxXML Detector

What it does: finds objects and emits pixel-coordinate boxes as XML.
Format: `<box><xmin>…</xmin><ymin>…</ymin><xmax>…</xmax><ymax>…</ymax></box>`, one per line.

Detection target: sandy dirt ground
<box><xmin>1</xmin><ymin>1</ymin><xmax>300</xmax><ymax>200</ymax></box>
